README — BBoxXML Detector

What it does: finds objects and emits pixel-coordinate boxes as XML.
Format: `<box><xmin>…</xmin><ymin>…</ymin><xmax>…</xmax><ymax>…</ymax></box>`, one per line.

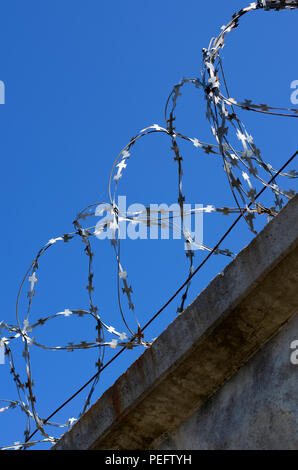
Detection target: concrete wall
<box><xmin>155</xmin><ymin>310</ymin><xmax>298</xmax><ymax>450</ymax></box>
<box><xmin>54</xmin><ymin>194</ymin><xmax>298</xmax><ymax>451</ymax></box>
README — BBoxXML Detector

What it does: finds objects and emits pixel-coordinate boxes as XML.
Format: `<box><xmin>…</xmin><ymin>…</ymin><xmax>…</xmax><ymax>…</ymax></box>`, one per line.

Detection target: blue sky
<box><xmin>0</xmin><ymin>0</ymin><xmax>297</xmax><ymax>449</ymax></box>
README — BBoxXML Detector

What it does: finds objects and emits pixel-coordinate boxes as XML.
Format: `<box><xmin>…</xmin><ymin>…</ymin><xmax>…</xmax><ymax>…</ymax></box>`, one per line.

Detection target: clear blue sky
<box><xmin>0</xmin><ymin>1</ymin><xmax>297</xmax><ymax>449</ymax></box>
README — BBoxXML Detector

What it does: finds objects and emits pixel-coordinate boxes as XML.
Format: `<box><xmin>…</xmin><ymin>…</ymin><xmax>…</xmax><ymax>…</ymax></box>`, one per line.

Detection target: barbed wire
<box><xmin>0</xmin><ymin>0</ymin><xmax>297</xmax><ymax>450</ymax></box>
<box><xmin>22</xmin><ymin>147</ymin><xmax>298</xmax><ymax>448</ymax></box>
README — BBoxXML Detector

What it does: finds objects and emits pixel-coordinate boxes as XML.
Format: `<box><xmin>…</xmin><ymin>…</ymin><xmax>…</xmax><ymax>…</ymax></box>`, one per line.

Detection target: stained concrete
<box><xmin>53</xmin><ymin>194</ymin><xmax>298</xmax><ymax>450</ymax></box>
<box><xmin>155</xmin><ymin>311</ymin><xmax>298</xmax><ymax>450</ymax></box>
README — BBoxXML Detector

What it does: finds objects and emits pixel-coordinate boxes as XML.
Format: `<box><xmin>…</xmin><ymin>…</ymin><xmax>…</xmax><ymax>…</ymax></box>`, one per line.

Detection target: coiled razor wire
<box><xmin>0</xmin><ymin>0</ymin><xmax>298</xmax><ymax>450</ymax></box>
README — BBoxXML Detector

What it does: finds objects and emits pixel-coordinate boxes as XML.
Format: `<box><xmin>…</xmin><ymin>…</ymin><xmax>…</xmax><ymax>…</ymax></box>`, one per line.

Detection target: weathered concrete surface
<box><xmin>155</xmin><ymin>311</ymin><xmax>298</xmax><ymax>450</ymax></box>
<box><xmin>54</xmin><ymin>194</ymin><xmax>298</xmax><ymax>450</ymax></box>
